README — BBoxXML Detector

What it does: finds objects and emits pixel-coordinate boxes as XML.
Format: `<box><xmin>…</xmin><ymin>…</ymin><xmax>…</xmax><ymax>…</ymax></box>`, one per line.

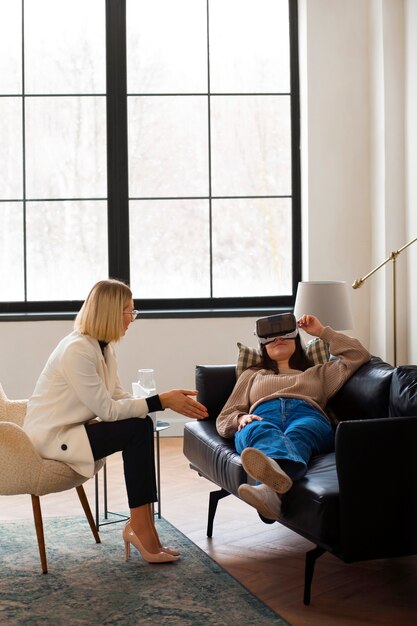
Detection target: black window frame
<box><xmin>0</xmin><ymin>0</ymin><xmax>301</xmax><ymax>320</ymax></box>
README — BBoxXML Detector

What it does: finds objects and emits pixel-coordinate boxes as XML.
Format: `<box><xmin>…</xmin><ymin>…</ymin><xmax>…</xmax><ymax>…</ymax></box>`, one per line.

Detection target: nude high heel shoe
<box><xmin>146</xmin><ymin>507</ymin><xmax>180</xmax><ymax>556</ymax></box>
<box><xmin>123</xmin><ymin>522</ymin><xmax>179</xmax><ymax>564</ymax></box>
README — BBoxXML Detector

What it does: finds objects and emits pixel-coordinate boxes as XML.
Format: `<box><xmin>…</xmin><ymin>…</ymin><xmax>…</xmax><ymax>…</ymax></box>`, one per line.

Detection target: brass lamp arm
<box><xmin>352</xmin><ymin>254</ymin><xmax>395</xmax><ymax>289</ymax></box>
<box><xmin>352</xmin><ymin>236</ymin><xmax>417</xmax><ymax>289</ymax></box>
<box><xmin>351</xmin><ymin>235</ymin><xmax>417</xmax><ymax>366</ymax></box>
<box><xmin>397</xmin><ymin>235</ymin><xmax>417</xmax><ymax>255</ymax></box>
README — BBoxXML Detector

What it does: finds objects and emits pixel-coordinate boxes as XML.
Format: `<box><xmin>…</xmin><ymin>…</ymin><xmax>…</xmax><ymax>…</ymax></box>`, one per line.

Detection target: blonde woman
<box><xmin>24</xmin><ymin>279</ymin><xmax>208</xmax><ymax>563</ymax></box>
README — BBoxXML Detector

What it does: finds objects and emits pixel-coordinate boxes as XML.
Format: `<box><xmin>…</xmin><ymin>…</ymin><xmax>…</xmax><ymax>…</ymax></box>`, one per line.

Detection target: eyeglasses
<box><xmin>123</xmin><ymin>309</ymin><xmax>139</xmax><ymax>320</ymax></box>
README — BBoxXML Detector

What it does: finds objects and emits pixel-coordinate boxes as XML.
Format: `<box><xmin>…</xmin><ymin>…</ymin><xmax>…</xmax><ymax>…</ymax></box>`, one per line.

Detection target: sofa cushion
<box><xmin>236</xmin><ymin>343</ymin><xmax>261</xmax><ymax>377</ymax></box>
<box><xmin>326</xmin><ymin>356</ymin><xmax>394</xmax><ymax>422</ymax></box>
<box><xmin>305</xmin><ymin>337</ymin><xmax>331</xmax><ymax>365</ymax></box>
<box><xmin>183</xmin><ymin>419</ymin><xmax>246</xmax><ymax>496</ymax></box>
<box><xmin>389</xmin><ymin>366</ymin><xmax>417</xmax><ymax>416</ymax></box>
<box><xmin>280</xmin><ymin>452</ymin><xmax>340</xmax><ymax>553</ymax></box>
<box><xmin>184</xmin><ymin>417</ymin><xmax>342</xmax><ymax>554</ymax></box>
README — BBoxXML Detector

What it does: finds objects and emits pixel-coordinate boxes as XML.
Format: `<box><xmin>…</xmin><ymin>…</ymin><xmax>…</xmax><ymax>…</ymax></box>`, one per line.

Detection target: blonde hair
<box><xmin>75</xmin><ymin>279</ymin><xmax>132</xmax><ymax>343</ymax></box>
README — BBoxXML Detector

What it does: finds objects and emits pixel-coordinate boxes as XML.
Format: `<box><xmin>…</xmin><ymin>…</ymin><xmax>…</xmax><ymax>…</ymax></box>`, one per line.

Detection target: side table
<box><xmin>94</xmin><ymin>419</ymin><xmax>170</xmax><ymax>528</ymax></box>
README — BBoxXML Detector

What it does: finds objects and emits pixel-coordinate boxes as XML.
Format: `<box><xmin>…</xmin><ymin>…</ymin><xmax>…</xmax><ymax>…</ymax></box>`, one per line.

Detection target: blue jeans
<box><xmin>234</xmin><ymin>398</ymin><xmax>334</xmax><ymax>481</ymax></box>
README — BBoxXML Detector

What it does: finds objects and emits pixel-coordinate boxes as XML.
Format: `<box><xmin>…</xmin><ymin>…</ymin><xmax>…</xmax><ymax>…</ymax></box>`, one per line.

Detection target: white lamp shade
<box><xmin>293</xmin><ymin>281</ymin><xmax>353</xmax><ymax>331</ymax></box>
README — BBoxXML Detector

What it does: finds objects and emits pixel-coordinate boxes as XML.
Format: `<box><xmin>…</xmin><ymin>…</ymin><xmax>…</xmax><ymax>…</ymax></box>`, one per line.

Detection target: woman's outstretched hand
<box><xmin>297</xmin><ymin>314</ymin><xmax>325</xmax><ymax>337</ymax></box>
<box><xmin>159</xmin><ymin>390</ymin><xmax>209</xmax><ymax>420</ymax></box>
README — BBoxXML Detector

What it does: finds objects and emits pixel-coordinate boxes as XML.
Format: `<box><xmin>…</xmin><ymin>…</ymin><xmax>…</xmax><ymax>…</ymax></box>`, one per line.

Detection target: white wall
<box><xmin>405</xmin><ymin>0</ymin><xmax>417</xmax><ymax>364</ymax></box>
<box><xmin>0</xmin><ymin>316</ymin><xmax>260</xmax><ymax>435</ymax></box>
<box><xmin>2</xmin><ymin>0</ymin><xmax>417</xmax><ymax>436</ymax></box>
<box><xmin>299</xmin><ymin>0</ymin><xmax>372</xmax><ymax>349</ymax></box>
<box><xmin>369</xmin><ymin>0</ymin><xmax>407</xmax><ymax>365</ymax></box>
<box><xmin>299</xmin><ymin>0</ymin><xmax>416</xmax><ymax>365</ymax></box>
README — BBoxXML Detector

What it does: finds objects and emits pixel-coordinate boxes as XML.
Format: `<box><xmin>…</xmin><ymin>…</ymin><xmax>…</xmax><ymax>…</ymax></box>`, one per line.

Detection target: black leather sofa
<box><xmin>183</xmin><ymin>357</ymin><xmax>417</xmax><ymax>604</ymax></box>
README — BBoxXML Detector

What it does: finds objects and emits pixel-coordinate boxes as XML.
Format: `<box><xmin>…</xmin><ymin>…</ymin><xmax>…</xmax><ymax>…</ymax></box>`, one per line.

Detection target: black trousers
<box><xmin>85</xmin><ymin>416</ymin><xmax>157</xmax><ymax>509</ymax></box>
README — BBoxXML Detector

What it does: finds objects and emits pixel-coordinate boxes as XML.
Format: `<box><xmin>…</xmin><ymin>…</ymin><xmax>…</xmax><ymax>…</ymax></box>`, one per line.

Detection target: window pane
<box><xmin>0</xmin><ymin>98</ymin><xmax>23</xmax><ymax>199</ymax></box>
<box><xmin>26</xmin><ymin>201</ymin><xmax>108</xmax><ymax>300</ymax></box>
<box><xmin>24</xmin><ymin>0</ymin><xmax>105</xmax><ymax>94</ymax></box>
<box><xmin>25</xmin><ymin>96</ymin><xmax>107</xmax><ymax>199</ymax></box>
<box><xmin>0</xmin><ymin>202</ymin><xmax>24</xmax><ymax>301</ymax></box>
<box><xmin>0</xmin><ymin>1</ymin><xmax>298</xmax><ymax>314</ymax></box>
<box><xmin>0</xmin><ymin>0</ymin><xmax>21</xmax><ymax>94</ymax></box>
<box><xmin>211</xmin><ymin>95</ymin><xmax>291</xmax><ymax>197</ymax></box>
<box><xmin>127</xmin><ymin>0</ymin><xmax>207</xmax><ymax>94</ymax></box>
<box><xmin>129</xmin><ymin>200</ymin><xmax>210</xmax><ymax>298</ymax></box>
<box><xmin>128</xmin><ymin>96</ymin><xmax>209</xmax><ymax>197</ymax></box>
<box><xmin>212</xmin><ymin>198</ymin><xmax>292</xmax><ymax>297</ymax></box>
<box><xmin>209</xmin><ymin>0</ymin><xmax>290</xmax><ymax>93</ymax></box>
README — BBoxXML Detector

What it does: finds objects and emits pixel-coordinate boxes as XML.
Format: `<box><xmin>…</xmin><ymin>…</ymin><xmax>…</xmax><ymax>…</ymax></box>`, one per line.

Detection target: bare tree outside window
<box><xmin>0</xmin><ymin>0</ymin><xmax>299</xmax><ymax>311</ymax></box>
<box><xmin>0</xmin><ymin>0</ymin><xmax>107</xmax><ymax>303</ymax></box>
<box><xmin>127</xmin><ymin>0</ymin><xmax>293</xmax><ymax>300</ymax></box>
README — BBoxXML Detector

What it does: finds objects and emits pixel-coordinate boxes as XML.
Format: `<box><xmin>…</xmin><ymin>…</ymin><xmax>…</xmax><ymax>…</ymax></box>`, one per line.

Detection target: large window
<box><xmin>0</xmin><ymin>0</ymin><xmax>300</xmax><ymax>316</ymax></box>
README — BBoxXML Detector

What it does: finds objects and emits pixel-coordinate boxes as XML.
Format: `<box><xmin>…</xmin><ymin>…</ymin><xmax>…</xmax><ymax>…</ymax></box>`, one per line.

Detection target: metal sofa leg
<box><xmin>304</xmin><ymin>545</ymin><xmax>325</xmax><ymax>605</ymax></box>
<box><xmin>207</xmin><ymin>488</ymin><xmax>230</xmax><ymax>537</ymax></box>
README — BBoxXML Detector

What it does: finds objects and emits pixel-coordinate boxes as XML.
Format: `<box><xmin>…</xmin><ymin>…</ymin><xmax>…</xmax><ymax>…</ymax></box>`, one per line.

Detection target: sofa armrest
<box><xmin>183</xmin><ymin>420</ymin><xmax>247</xmax><ymax>496</ymax></box>
<box><xmin>6</xmin><ymin>399</ymin><xmax>27</xmax><ymax>427</ymax></box>
<box><xmin>327</xmin><ymin>356</ymin><xmax>394</xmax><ymax>422</ymax></box>
<box><xmin>0</xmin><ymin>422</ymin><xmax>42</xmax><ymax>493</ymax></box>
<box><xmin>335</xmin><ymin>415</ymin><xmax>417</xmax><ymax>562</ymax></box>
<box><xmin>195</xmin><ymin>364</ymin><xmax>236</xmax><ymax>421</ymax></box>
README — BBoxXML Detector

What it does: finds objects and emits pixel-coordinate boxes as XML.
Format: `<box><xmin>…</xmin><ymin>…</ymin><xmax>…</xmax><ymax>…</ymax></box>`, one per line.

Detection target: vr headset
<box><xmin>255</xmin><ymin>313</ymin><xmax>298</xmax><ymax>345</ymax></box>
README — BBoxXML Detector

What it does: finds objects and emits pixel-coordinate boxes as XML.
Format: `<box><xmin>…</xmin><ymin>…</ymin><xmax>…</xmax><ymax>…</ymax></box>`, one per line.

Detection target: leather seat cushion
<box><xmin>184</xmin><ymin>420</ymin><xmax>340</xmax><ymax>552</ymax></box>
<box><xmin>280</xmin><ymin>452</ymin><xmax>340</xmax><ymax>552</ymax></box>
<box><xmin>183</xmin><ymin>420</ymin><xmax>246</xmax><ymax>496</ymax></box>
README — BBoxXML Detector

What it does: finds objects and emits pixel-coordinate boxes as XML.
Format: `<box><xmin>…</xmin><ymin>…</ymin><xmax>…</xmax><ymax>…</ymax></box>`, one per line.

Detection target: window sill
<box><xmin>0</xmin><ymin>307</ymin><xmax>291</xmax><ymax>322</ymax></box>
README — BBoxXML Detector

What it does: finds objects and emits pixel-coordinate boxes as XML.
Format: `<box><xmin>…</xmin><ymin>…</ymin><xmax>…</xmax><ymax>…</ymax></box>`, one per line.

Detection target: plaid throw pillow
<box><xmin>236</xmin><ymin>342</ymin><xmax>262</xmax><ymax>378</ymax></box>
<box><xmin>305</xmin><ymin>337</ymin><xmax>330</xmax><ymax>364</ymax></box>
<box><xmin>236</xmin><ymin>337</ymin><xmax>330</xmax><ymax>378</ymax></box>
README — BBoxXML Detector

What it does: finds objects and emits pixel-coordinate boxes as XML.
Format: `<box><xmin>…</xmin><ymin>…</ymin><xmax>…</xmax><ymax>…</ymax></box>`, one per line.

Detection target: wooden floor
<box><xmin>1</xmin><ymin>437</ymin><xmax>416</xmax><ymax>626</ymax></box>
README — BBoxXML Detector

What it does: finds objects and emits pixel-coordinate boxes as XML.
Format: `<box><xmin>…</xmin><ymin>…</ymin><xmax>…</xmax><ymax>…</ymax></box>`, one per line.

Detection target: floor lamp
<box><xmin>293</xmin><ymin>281</ymin><xmax>354</xmax><ymax>332</ymax></box>
<box><xmin>352</xmin><ymin>236</ymin><xmax>417</xmax><ymax>367</ymax></box>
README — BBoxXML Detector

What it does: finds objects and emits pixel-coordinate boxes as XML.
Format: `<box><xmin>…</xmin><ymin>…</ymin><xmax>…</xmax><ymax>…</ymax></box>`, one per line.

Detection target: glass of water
<box><xmin>137</xmin><ymin>368</ymin><xmax>156</xmax><ymax>397</ymax></box>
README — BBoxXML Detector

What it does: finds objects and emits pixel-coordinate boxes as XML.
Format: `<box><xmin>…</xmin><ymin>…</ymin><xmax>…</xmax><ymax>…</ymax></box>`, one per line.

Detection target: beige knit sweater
<box><xmin>216</xmin><ymin>327</ymin><xmax>371</xmax><ymax>439</ymax></box>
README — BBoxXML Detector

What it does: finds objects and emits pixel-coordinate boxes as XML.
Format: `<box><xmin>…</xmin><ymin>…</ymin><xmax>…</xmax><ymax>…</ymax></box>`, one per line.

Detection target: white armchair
<box><xmin>0</xmin><ymin>383</ymin><xmax>104</xmax><ymax>573</ymax></box>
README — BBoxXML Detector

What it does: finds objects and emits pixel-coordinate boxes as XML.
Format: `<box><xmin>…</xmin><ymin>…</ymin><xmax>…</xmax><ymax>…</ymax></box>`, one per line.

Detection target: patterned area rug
<box><xmin>0</xmin><ymin>516</ymin><xmax>290</xmax><ymax>625</ymax></box>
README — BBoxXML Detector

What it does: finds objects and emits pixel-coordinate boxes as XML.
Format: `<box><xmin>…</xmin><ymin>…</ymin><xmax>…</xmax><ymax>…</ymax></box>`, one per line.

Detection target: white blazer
<box><xmin>24</xmin><ymin>330</ymin><xmax>148</xmax><ymax>478</ymax></box>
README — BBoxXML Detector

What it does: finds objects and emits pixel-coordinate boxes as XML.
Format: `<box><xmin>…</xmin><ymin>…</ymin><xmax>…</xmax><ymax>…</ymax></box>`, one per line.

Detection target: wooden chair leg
<box><xmin>31</xmin><ymin>495</ymin><xmax>48</xmax><ymax>574</ymax></box>
<box><xmin>76</xmin><ymin>485</ymin><xmax>101</xmax><ymax>544</ymax></box>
